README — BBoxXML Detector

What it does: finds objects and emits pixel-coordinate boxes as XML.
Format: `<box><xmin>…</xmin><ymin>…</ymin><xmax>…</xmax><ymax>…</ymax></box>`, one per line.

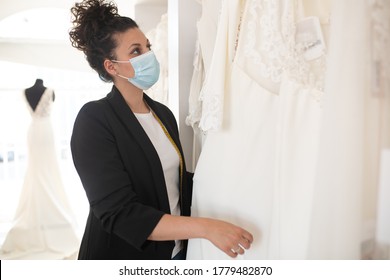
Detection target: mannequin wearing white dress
<box><xmin>0</xmin><ymin>80</ymin><xmax>79</xmax><ymax>259</ymax></box>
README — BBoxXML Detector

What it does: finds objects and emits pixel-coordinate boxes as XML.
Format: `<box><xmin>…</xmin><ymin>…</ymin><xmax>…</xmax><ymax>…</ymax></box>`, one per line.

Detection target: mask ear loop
<box><xmin>116</xmin><ymin>73</ymin><xmax>131</xmax><ymax>80</ymax></box>
<box><xmin>111</xmin><ymin>60</ymin><xmax>131</xmax><ymax>80</ymax></box>
<box><xmin>111</xmin><ymin>60</ymin><xmax>131</xmax><ymax>64</ymax></box>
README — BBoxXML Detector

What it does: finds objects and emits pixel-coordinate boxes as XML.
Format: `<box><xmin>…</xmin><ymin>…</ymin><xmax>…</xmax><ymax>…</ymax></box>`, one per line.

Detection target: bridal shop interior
<box><xmin>0</xmin><ymin>0</ymin><xmax>389</xmax><ymax>260</ymax></box>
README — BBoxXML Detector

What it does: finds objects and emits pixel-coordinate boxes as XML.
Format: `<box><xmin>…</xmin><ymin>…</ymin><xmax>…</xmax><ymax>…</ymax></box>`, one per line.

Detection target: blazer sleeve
<box><xmin>71</xmin><ymin>101</ymin><xmax>165</xmax><ymax>250</ymax></box>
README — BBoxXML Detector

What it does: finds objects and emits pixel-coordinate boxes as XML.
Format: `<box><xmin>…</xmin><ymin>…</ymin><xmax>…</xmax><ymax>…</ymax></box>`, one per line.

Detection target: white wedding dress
<box><xmin>188</xmin><ymin>0</ymin><xmax>389</xmax><ymax>260</ymax></box>
<box><xmin>0</xmin><ymin>89</ymin><xmax>79</xmax><ymax>260</ymax></box>
<box><xmin>187</xmin><ymin>0</ymin><xmax>280</xmax><ymax>259</ymax></box>
<box><xmin>186</xmin><ymin>0</ymin><xmax>223</xmax><ymax>169</ymax></box>
<box><xmin>187</xmin><ymin>0</ymin><xmax>331</xmax><ymax>259</ymax></box>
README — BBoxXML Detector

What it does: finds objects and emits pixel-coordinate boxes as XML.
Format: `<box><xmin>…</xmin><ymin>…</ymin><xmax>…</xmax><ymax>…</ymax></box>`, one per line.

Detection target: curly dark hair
<box><xmin>69</xmin><ymin>0</ymin><xmax>138</xmax><ymax>82</ymax></box>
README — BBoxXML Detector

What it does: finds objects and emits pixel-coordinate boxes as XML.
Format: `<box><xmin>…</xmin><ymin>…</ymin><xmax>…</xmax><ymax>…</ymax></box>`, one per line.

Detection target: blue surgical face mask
<box><xmin>113</xmin><ymin>50</ymin><xmax>160</xmax><ymax>90</ymax></box>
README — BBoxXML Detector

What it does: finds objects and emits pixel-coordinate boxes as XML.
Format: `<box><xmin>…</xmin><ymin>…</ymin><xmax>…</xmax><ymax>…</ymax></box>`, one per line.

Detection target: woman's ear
<box><xmin>103</xmin><ymin>59</ymin><xmax>117</xmax><ymax>76</ymax></box>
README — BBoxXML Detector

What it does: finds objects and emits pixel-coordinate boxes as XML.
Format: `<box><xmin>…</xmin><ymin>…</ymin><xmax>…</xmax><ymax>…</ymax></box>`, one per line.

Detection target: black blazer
<box><xmin>71</xmin><ymin>86</ymin><xmax>192</xmax><ymax>260</ymax></box>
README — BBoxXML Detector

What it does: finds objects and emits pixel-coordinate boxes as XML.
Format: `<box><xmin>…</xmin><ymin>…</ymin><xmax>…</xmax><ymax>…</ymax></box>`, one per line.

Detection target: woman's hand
<box><xmin>200</xmin><ymin>218</ymin><xmax>253</xmax><ymax>258</ymax></box>
<box><xmin>149</xmin><ymin>215</ymin><xmax>254</xmax><ymax>258</ymax></box>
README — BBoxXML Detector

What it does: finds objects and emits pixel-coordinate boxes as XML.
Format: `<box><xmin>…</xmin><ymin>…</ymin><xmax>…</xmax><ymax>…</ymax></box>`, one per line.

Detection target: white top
<box><xmin>134</xmin><ymin>111</ymin><xmax>182</xmax><ymax>257</ymax></box>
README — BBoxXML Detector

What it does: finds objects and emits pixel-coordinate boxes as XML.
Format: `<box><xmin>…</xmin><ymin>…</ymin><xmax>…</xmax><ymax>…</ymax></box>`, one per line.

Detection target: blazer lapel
<box><xmin>106</xmin><ymin>86</ymin><xmax>171</xmax><ymax>212</ymax></box>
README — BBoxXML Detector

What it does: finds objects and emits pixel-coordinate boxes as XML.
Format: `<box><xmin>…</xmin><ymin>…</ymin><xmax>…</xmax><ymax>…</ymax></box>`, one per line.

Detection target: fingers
<box><xmin>235</xmin><ymin>229</ymin><xmax>254</xmax><ymax>250</ymax></box>
<box><xmin>226</xmin><ymin>248</ymin><xmax>239</xmax><ymax>258</ymax></box>
<box><xmin>239</xmin><ymin>236</ymin><xmax>252</xmax><ymax>250</ymax></box>
<box><xmin>205</xmin><ymin>218</ymin><xmax>254</xmax><ymax>258</ymax></box>
<box><xmin>243</xmin><ymin>231</ymin><xmax>254</xmax><ymax>245</ymax></box>
<box><xmin>229</xmin><ymin>236</ymin><xmax>252</xmax><ymax>257</ymax></box>
<box><xmin>226</xmin><ymin>231</ymin><xmax>254</xmax><ymax>258</ymax></box>
<box><xmin>231</xmin><ymin>245</ymin><xmax>244</xmax><ymax>255</ymax></box>
<box><xmin>220</xmin><ymin>240</ymin><xmax>252</xmax><ymax>258</ymax></box>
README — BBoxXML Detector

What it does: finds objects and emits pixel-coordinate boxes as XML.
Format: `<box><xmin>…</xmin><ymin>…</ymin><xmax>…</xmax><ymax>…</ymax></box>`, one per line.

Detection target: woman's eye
<box><xmin>130</xmin><ymin>45</ymin><xmax>151</xmax><ymax>56</ymax></box>
<box><xmin>131</xmin><ymin>48</ymin><xmax>141</xmax><ymax>55</ymax></box>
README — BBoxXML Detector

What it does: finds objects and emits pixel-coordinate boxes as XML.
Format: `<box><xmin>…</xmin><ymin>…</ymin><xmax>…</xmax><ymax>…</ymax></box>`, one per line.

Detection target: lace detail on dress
<box><xmin>198</xmin><ymin>0</ymin><xmax>244</xmax><ymax>132</ymax></box>
<box><xmin>241</xmin><ymin>0</ymin><xmax>328</xmax><ymax>101</ymax></box>
<box><xmin>234</xmin><ymin>5</ymin><xmax>245</xmax><ymax>58</ymax></box>
<box><xmin>186</xmin><ymin>38</ymin><xmax>205</xmax><ymax>128</ymax></box>
<box><xmin>186</xmin><ymin>0</ymin><xmax>225</xmax><ymax>132</ymax></box>
<box><xmin>369</xmin><ymin>0</ymin><xmax>390</xmax><ymax>96</ymax></box>
<box><xmin>199</xmin><ymin>88</ymin><xmax>225</xmax><ymax>131</ymax></box>
<box><xmin>31</xmin><ymin>89</ymin><xmax>53</xmax><ymax>119</ymax></box>
<box><xmin>243</xmin><ymin>0</ymin><xmax>287</xmax><ymax>85</ymax></box>
<box><xmin>283</xmin><ymin>0</ymin><xmax>327</xmax><ymax>101</ymax></box>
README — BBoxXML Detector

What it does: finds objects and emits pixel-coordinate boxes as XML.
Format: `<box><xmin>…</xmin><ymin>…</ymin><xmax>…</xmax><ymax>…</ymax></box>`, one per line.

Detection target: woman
<box><xmin>69</xmin><ymin>0</ymin><xmax>253</xmax><ymax>260</ymax></box>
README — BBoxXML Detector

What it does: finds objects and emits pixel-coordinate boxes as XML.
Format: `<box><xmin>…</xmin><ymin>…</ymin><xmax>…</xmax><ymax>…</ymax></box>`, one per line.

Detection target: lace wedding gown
<box><xmin>187</xmin><ymin>0</ymin><xmax>331</xmax><ymax>259</ymax></box>
<box><xmin>187</xmin><ymin>0</ymin><xmax>279</xmax><ymax>259</ymax></box>
<box><xmin>186</xmin><ymin>0</ymin><xmax>223</xmax><ymax>168</ymax></box>
<box><xmin>0</xmin><ymin>89</ymin><xmax>79</xmax><ymax>259</ymax></box>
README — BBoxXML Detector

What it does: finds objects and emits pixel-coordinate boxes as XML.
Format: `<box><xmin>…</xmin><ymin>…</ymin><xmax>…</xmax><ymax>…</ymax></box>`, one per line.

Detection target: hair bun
<box><xmin>69</xmin><ymin>0</ymin><xmax>138</xmax><ymax>83</ymax></box>
<box><xmin>69</xmin><ymin>0</ymin><xmax>119</xmax><ymax>52</ymax></box>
